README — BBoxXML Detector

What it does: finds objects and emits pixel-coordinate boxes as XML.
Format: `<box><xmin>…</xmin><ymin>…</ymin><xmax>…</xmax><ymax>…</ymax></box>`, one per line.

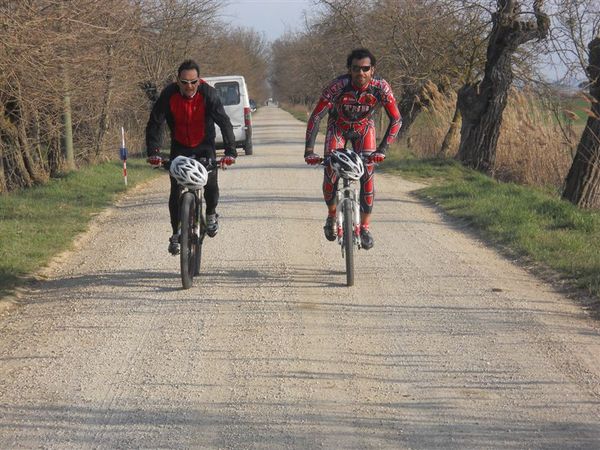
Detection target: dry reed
<box><xmin>407</xmin><ymin>83</ymin><xmax>578</xmax><ymax>191</ymax></box>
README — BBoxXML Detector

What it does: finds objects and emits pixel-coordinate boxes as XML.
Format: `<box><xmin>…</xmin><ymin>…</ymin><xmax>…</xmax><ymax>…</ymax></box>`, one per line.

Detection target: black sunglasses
<box><xmin>179</xmin><ymin>78</ymin><xmax>199</xmax><ymax>85</ymax></box>
<box><xmin>351</xmin><ymin>65</ymin><xmax>372</xmax><ymax>73</ymax></box>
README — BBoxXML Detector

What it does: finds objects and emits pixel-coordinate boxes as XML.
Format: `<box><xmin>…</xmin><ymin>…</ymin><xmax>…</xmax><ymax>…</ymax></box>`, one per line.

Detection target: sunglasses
<box><xmin>351</xmin><ymin>65</ymin><xmax>372</xmax><ymax>73</ymax></box>
<box><xmin>179</xmin><ymin>78</ymin><xmax>199</xmax><ymax>85</ymax></box>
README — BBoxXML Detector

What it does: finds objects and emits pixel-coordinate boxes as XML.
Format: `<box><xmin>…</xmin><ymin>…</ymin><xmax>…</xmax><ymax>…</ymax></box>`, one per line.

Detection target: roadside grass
<box><xmin>281</xmin><ymin>102</ymin><xmax>310</xmax><ymax>122</ymax></box>
<box><xmin>0</xmin><ymin>159</ymin><xmax>159</xmax><ymax>299</ymax></box>
<box><xmin>383</xmin><ymin>151</ymin><xmax>600</xmax><ymax>298</ymax></box>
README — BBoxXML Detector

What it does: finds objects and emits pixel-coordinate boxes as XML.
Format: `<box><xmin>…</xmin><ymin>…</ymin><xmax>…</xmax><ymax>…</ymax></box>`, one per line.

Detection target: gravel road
<box><xmin>1</xmin><ymin>106</ymin><xmax>600</xmax><ymax>449</ymax></box>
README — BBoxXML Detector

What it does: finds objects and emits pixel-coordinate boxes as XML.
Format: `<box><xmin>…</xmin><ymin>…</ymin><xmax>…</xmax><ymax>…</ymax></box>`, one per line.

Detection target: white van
<box><xmin>202</xmin><ymin>75</ymin><xmax>253</xmax><ymax>155</ymax></box>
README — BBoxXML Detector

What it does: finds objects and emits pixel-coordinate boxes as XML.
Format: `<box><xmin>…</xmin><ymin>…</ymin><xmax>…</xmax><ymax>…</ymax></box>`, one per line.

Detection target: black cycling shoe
<box><xmin>324</xmin><ymin>216</ymin><xmax>336</xmax><ymax>241</ymax></box>
<box><xmin>206</xmin><ymin>214</ymin><xmax>219</xmax><ymax>237</ymax></box>
<box><xmin>168</xmin><ymin>234</ymin><xmax>180</xmax><ymax>255</ymax></box>
<box><xmin>360</xmin><ymin>228</ymin><xmax>374</xmax><ymax>250</ymax></box>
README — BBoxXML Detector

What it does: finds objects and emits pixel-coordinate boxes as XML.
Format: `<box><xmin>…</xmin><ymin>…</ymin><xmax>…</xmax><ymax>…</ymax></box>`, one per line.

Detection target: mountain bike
<box><xmin>319</xmin><ymin>151</ymin><xmax>370</xmax><ymax>287</ymax></box>
<box><xmin>157</xmin><ymin>156</ymin><xmax>225</xmax><ymax>289</ymax></box>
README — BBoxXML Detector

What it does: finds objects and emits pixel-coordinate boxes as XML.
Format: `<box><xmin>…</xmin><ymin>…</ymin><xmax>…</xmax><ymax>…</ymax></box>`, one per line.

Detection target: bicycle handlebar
<box><xmin>316</xmin><ymin>152</ymin><xmax>379</xmax><ymax>167</ymax></box>
<box><xmin>149</xmin><ymin>156</ymin><xmax>228</xmax><ymax>172</ymax></box>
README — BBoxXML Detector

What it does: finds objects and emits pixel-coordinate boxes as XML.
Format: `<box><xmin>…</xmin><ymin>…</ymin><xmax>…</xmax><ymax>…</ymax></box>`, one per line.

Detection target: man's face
<box><xmin>349</xmin><ymin>57</ymin><xmax>374</xmax><ymax>89</ymax></box>
<box><xmin>177</xmin><ymin>68</ymin><xmax>199</xmax><ymax>98</ymax></box>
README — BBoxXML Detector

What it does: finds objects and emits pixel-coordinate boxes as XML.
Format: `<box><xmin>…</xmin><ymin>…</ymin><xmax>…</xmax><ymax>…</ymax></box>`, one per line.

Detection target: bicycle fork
<box><xmin>336</xmin><ymin>181</ymin><xmax>361</xmax><ymax>247</ymax></box>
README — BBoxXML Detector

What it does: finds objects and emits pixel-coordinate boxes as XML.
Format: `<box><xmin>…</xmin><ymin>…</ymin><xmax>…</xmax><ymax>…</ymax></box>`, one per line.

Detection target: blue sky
<box><xmin>221</xmin><ymin>0</ymin><xmax>317</xmax><ymax>42</ymax></box>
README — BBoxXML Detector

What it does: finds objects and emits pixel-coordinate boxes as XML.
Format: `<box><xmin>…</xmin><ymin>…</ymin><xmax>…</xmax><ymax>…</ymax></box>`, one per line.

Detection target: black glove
<box><xmin>225</xmin><ymin>147</ymin><xmax>238</xmax><ymax>158</ymax></box>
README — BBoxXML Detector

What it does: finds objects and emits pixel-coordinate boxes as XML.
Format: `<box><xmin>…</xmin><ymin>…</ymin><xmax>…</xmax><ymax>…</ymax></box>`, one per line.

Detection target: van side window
<box><xmin>215</xmin><ymin>82</ymin><xmax>240</xmax><ymax>106</ymax></box>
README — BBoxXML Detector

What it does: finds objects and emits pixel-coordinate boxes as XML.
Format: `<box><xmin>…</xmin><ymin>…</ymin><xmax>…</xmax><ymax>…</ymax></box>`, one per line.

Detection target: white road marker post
<box><xmin>119</xmin><ymin>126</ymin><xmax>128</xmax><ymax>186</ymax></box>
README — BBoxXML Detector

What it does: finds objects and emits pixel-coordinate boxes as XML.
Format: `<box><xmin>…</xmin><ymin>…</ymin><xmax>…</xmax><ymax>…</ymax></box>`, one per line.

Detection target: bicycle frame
<box><xmin>313</xmin><ymin>147</ymin><xmax>376</xmax><ymax>286</ymax></box>
<box><xmin>323</xmin><ymin>152</ymin><xmax>368</xmax><ymax>287</ymax></box>
<box><xmin>335</xmin><ymin>177</ymin><xmax>361</xmax><ymax>252</ymax></box>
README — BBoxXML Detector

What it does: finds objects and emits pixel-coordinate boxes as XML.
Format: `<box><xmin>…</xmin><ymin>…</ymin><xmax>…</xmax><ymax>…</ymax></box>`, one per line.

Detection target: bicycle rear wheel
<box><xmin>342</xmin><ymin>199</ymin><xmax>354</xmax><ymax>287</ymax></box>
<box><xmin>179</xmin><ymin>193</ymin><xmax>197</xmax><ymax>289</ymax></box>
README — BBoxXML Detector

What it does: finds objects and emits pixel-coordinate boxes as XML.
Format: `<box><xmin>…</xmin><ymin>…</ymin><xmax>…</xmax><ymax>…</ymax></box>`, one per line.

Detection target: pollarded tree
<box><xmin>456</xmin><ymin>0</ymin><xmax>549</xmax><ymax>172</ymax></box>
<box><xmin>562</xmin><ymin>34</ymin><xmax>600</xmax><ymax>208</ymax></box>
<box><xmin>552</xmin><ymin>0</ymin><xmax>600</xmax><ymax>208</ymax></box>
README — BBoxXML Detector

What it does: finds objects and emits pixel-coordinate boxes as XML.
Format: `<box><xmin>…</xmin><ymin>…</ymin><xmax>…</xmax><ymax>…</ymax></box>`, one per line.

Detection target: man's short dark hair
<box><xmin>346</xmin><ymin>48</ymin><xmax>376</xmax><ymax>68</ymax></box>
<box><xmin>177</xmin><ymin>59</ymin><xmax>200</xmax><ymax>77</ymax></box>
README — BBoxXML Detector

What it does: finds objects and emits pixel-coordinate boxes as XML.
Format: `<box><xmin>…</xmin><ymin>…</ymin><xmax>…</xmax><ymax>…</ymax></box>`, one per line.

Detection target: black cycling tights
<box><xmin>169</xmin><ymin>168</ymin><xmax>219</xmax><ymax>234</ymax></box>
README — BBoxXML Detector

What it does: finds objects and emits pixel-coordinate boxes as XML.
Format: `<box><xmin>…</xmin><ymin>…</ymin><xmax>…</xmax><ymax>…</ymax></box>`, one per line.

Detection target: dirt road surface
<box><xmin>1</xmin><ymin>107</ymin><xmax>600</xmax><ymax>449</ymax></box>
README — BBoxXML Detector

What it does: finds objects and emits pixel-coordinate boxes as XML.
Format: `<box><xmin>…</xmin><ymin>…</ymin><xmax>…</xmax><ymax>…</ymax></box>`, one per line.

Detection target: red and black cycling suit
<box><xmin>306</xmin><ymin>74</ymin><xmax>402</xmax><ymax>213</ymax></box>
<box><xmin>146</xmin><ymin>81</ymin><xmax>237</xmax><ymax>234</ymax></box>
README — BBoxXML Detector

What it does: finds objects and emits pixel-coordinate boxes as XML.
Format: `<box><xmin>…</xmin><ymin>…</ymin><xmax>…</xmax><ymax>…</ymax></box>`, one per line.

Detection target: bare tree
<box><xmin>562</xmin><ymin>34</ymin><xmax>600</xmax><ymax>207</ymax></box>
<box><xmin>0</xmin><ymin>0</ymin><xmax>250</xmax><ymax>193</ymax></box>
<box><xmin>286</xmin><ymin>0</ymin><xmax>492</xmax><ymax>140</ymax></box>
<box><xmin>456</xmin><ymin>0</ymin><xmax>549</xmax><ymax>172</ymax></box>
<box><xmin>138</xmin><ymin>0</ymin><xmax>221</xmax><ymax>96</ymax></box>
<box><xmin>551</xmin><ymin>0</ymin><xmax>600</xmax><ymax>208</ymax></box>
<box><xmin>203</xmin><ymin>27</ymin><xmax>270</xmax><ymax>102</ymax></box>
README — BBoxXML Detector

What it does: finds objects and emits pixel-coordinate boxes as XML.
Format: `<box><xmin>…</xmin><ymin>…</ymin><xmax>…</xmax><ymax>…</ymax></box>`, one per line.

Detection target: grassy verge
<box><xmin>0</xmin><ymin>158</ymin><xmax>159</xmax><ymax>298</ymax></box>
<box><xmin>383</xmin><ymin>150</ymin><xmax>600</xmax><ymax>298</ymax></box>
<box><xmin>280</xmin><ymin>102</ymin><xmax>310</xmax><ymax>122</ymax></box>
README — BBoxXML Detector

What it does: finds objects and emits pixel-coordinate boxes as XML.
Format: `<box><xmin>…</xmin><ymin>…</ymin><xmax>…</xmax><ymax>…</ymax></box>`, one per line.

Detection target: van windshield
<box><xmin>214</xmin><ymin>82</ymin><xmax>240</xmax><ymax>106</ymax></box>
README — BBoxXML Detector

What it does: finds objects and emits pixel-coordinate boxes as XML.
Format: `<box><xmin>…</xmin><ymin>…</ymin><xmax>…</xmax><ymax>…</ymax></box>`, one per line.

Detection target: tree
<box><xmin>0</xmin><ymin>0</ymin><xmax>249</xmax><ymax>193</ymax></box>
<box><xmin>271</xmin><ymin>0</ymin><xmax>491</xmax><ymax>141</ymax></box>
<box><xmin>456</xmin><ymin>0</ymin><xmax>549</xmax><ymax>172</ymax></box>
<box><xmin>562</xmin><ymin>34</ymin><xmax>600</xmax><ymax>207</ymax></box>
<box><xmin>203</xmin><ymin>28</ymin><xmax>270</xmax><ymax>102</ymax></box>
<box><xmin>549</xmin><ymin>0</ymin><xmax>600</xmax><ymax>208</ymax></box>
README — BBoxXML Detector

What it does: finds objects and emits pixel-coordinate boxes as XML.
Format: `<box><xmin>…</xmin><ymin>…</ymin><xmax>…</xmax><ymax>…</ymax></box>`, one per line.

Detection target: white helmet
<box><xmin>330</xmin><ymin>149</ymin><xmax>364</xmax><ymax>180</ymax></box>
<box><xmin>169</xmin><ymin>156</ymin><xmax>208</xmax><ymax>189</ymax></box>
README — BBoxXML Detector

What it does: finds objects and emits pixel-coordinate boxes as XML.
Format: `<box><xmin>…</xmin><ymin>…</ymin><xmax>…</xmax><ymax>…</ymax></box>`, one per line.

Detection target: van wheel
<box><xmin>244</xmin><ymin>138</ymin><xmax>253</xmax><ymax>155</ymax></box>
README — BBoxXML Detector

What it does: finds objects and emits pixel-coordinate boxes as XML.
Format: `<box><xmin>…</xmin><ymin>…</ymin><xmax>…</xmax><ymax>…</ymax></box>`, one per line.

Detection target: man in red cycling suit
<box><xmin>146</xmin><ymin>59</ymin><xmax>237</xmax><ymax>255</ymax></box>
<box><xmin>304</xmin><ymin>48</ymin><xmax>402</xmax><ymax>250</ymax></box>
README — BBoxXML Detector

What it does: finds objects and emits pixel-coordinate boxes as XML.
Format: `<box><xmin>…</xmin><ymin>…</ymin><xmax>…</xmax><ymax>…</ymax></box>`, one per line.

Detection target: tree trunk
<box><xmin>439</xmin><ymin>104</ymin><xmax>461</xmax><ymax>157</ymax></box>
<box><xmin>95</xmin><ymin>44</ymin><xmax>115</xmax><ymax>157</ymax></box>
<box><xmin>6</xmin><ymin>140</ymin><xmax>33</xmax><ymax>189</ymax></box>
<box><xmin>14</xmin><ymin>80</ymin><xmax>47</xmax><ymax>184</ymax></box>
<box><xmin>1</xmin><ymin>99</ymin><xmax>33</xmax><ymax>189</ymax></box>
<box><xmin>60</xmin><ymin>1</ymin><xmax>75</xmax><ymax>171</ymax></box>
<box><xmin>31</xmin><ymin>107</ymin><xmax>48</xmax><ymax>174</ymax></box>
<box><xmin>396</xmin><ymin>85</ymin><xmax>422</xmax><ymax>140</ymax></box>
<box><xmin>456</xmin><ymin>0</ymin><xmax>549</xmax><ymax>173</ymax></box>
<box><xmin>62</xmin><ymin>71</ymin><xmax>75</xmax><ymax>170</ymax></box>
<box><xmin>0</xmin><ymin>142</ymin><xmax>7</xmax><ymax>194</ymax></box>
<box><xmin>16</xmin><ymin>105</ymin><xmax>46</xmax><ymax>185</ymax></box>
<box><xmin>562</xmin><ymin>36</ymin><xmax>600</xmax><ymax>208</ymax></box>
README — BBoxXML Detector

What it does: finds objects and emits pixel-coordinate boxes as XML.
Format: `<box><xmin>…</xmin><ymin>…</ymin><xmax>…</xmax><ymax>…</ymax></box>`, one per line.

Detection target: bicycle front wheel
<box><xmin>194</xmin><ymin>206</ymin><xmax>205</xmax><ymax>276</ymax></box>
<box><xmin>342</xmin><ymin>200</ymin><xmax>354</xmax><ymax>287</ymax></box>
<box><xmin>179</xmin><ymin>193</ymin><xmax>197</xmax><ymax>289</ymax></box>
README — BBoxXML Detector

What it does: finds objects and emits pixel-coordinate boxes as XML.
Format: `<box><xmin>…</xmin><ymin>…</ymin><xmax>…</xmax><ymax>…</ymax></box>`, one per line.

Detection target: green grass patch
<box><xmin>0</xmin><ymin>158</ymin><xmax>159</xmax><ymax>298</ymax></box>
<box><xmin>563</xmin><ymin>96</ymin><xmax>592</xmax><ymax>127</ymax></box>
<box><xmin>383</xmin><ymin>150</ymin><xmax>470</xmax><ymax>182</ymax></box>
<box><xmin>382</xmin><ymin>153</ymin><xmax>600</xmax><ymax>297</ymax></box>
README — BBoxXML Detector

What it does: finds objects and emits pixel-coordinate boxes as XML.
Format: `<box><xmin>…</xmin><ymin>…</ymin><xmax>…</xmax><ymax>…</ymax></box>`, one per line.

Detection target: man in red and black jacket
<box><xmin>146</xmin><ymin>59</ymin><xmax>237</xmax><ymax>255</ymax></box>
